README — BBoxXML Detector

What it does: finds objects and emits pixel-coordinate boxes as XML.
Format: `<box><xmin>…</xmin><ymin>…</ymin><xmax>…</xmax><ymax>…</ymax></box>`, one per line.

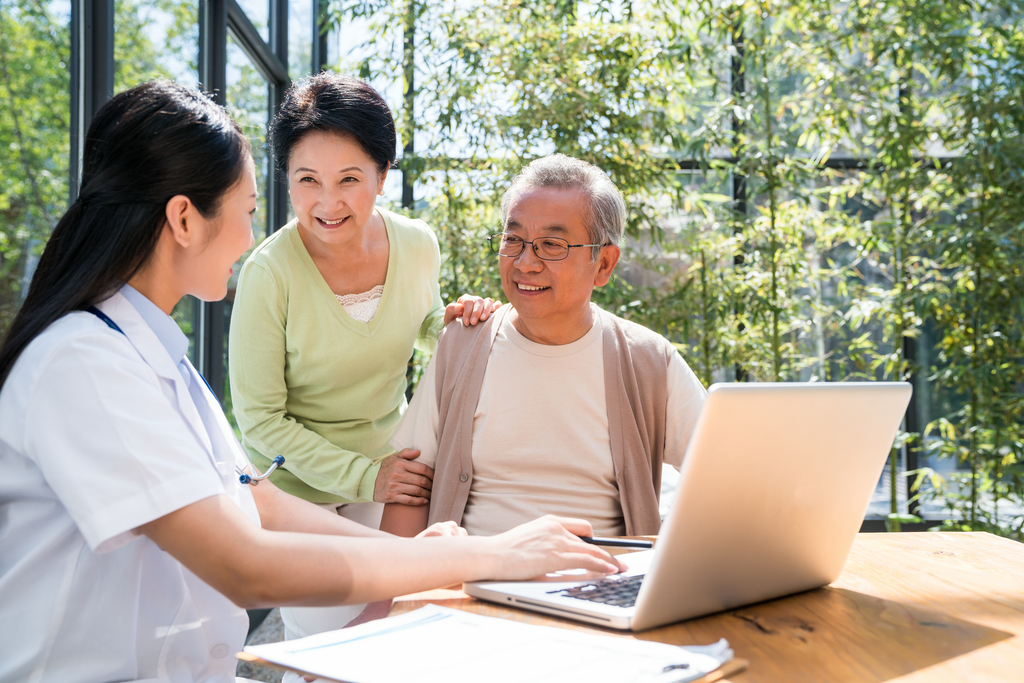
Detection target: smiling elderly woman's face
<box><xmin>287</xmin><ymin>130</ymin><xmax>387</xmax><ymax>249</ymax></box>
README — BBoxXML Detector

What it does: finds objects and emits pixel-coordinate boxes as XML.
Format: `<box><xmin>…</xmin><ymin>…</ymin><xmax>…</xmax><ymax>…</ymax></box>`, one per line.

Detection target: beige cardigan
<box><xmin>426</xmin><ymin>305</ymin><xmax>673</xmax><ymax>536</ymax></box>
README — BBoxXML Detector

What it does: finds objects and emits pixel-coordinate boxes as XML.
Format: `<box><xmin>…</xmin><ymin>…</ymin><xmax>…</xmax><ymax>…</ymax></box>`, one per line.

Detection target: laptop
<box><xmin>464</xmin><ymin>381</ymin><xmax>912</xmax><ymax>631</ymax></box>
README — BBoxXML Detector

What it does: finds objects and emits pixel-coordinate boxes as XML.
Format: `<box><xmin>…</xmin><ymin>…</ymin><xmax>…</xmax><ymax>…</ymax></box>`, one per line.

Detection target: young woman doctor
<box><xmin>0</xmin><ymin>81</ymin><xmax>621</xmax><ymax>683</ymax></box>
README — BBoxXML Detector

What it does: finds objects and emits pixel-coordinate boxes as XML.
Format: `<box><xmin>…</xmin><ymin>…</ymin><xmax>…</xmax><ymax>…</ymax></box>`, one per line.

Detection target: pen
<box><xmin>577</xmin><ymin>536</ymin><xmax>654</xmax><ymax>549</ymax></box>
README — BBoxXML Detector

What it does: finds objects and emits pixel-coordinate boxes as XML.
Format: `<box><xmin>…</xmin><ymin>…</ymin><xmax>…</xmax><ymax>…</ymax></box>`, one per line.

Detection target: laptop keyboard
<box><xmin>547</xmin><ymin>573</ymin><xmax>645</xmax><ymax>608</ymax></box>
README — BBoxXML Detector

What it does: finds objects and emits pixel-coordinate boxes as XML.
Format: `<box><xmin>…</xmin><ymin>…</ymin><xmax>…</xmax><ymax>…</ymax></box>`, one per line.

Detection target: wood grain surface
<box><xmin>389</xmin><ymin>532</ymin><xmax>1024</xmax><ymax>682</ymax></box>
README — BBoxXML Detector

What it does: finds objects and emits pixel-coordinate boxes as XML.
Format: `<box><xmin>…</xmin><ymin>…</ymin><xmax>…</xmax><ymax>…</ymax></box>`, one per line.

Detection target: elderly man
<box><xmin>382</xmin><ymin>154</ymin><xmax>706</xmax><ymax>538</ymax></box>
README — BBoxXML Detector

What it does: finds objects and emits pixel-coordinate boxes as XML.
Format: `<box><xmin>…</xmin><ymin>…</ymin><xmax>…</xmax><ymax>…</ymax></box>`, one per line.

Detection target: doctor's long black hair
<box><xmin>0</xmin><ymin>80</ymin><xmax>250</xmax><ymax>388</ymax></box>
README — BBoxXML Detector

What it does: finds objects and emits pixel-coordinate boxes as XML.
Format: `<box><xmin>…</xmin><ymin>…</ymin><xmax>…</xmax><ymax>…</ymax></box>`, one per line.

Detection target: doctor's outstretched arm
<box><xmin>139</xmin><ymin>492</ymin><xmax>622</xmax><ymax>609</ymax></box>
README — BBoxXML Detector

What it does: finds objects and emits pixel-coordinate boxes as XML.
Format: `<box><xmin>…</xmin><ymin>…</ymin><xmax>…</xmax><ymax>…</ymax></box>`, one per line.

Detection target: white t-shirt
<box><xmin>392</xmin><ymin>306</ymin><xmax>706</xmax><ymax>536</ymax></box>
<box><xmin>0</xmin><ymin>291</ymin><xmax>260</xmax><ymax>683</ymax></box>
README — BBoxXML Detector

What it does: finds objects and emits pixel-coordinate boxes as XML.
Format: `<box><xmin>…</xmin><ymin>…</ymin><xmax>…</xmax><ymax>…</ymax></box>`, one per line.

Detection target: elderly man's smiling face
<box><xmin>500</xmin><ymin>186</ymin><xmax>619</xmax><ymax>345</ymax></box>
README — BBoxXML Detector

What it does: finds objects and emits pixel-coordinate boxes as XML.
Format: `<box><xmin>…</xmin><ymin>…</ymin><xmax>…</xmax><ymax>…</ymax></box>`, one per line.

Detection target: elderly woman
<box><xmin>227</xmin><ymin>74</ymin><xmax>496</xmax><ymax>646</ymax></box>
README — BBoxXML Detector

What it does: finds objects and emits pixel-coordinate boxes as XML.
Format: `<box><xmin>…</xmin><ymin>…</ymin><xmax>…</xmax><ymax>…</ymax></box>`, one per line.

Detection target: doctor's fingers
<box><xmin>542</xmin><ymin>532</ymin><xmax>625</xmax><ymax>576</ymax></box>
<box><xmin>491</xmin><ymin>518</ymin><xmax>623</xmax><ymax>578</ymax></box>
<box><xmin>540</xmin><ymin>519</ymin><xmax>625</xmax><ymax>573</ymax></box>
<box><xmin>553</xmin><ymin>550</ymin><xmax>626</xmax><ymax>576</ymax></box>
<box><xmin>494</xmin><ymin>537</ymin><xmax>622</xmax><ymax>579</ymax></box>
<box><xmin>540</xmin><ymin>515</ymin><xmax>596</xmax><ymax>539</ymax></box>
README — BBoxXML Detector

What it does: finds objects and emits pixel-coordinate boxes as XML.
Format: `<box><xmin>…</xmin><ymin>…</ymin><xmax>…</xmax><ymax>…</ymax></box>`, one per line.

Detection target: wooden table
<box><xmin>389</xmin><ymin>532</ymin><xmax>1024</xmax><ymax>681</ymax></box>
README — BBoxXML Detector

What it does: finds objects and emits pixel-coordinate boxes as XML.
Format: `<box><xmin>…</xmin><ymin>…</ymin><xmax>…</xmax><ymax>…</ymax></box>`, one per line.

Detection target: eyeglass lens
<box><xmin>496</xmin><ymin>235</ymin><xmax>569</xmax><ymax>260</ymax></box>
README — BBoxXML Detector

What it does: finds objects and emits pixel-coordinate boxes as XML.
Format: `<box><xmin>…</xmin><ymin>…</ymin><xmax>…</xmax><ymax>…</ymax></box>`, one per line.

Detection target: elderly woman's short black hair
<box><xmin>270</xmin><ymin>73</ymin><xmax>396</xmax><ymax>175</ymax></box>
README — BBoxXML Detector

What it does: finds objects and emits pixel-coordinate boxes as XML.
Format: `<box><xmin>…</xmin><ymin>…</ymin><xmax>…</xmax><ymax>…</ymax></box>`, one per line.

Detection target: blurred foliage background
<box><xmin>1</xmin><ymin>0</ymin><xmax>1022</xmax><ymax>537</ymax></box>
<box><xmin>325</xmin><ymin>0</ymin><xmax>1024</xmax><ymax>537</ymax></box>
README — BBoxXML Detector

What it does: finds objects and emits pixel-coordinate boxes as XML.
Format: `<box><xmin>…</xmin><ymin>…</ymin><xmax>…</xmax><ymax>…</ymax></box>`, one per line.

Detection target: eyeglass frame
<box><xmin>486</xmin><ymin>233</ymin><xmax>607</xmax><ymax>261</ymax></box>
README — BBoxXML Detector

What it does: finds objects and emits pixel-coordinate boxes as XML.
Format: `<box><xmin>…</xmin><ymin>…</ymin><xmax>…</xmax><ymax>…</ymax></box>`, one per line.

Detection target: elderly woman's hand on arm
<box><xmin>373</xmin><ymin>448</ymin><xmax>434</xmax><ymax>505</ymax></box>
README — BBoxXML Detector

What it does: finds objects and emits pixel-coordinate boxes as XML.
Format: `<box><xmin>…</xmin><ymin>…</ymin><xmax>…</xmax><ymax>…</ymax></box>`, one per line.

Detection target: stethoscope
<box><xmin>238</xmin><ymin>455</ymin><xmax>284</xmax><ymax>485</ymax></box>
<box><xmin>87</xmin><ymin>306</ymin><xmax>285</xmax><ymax>486</ymax></box>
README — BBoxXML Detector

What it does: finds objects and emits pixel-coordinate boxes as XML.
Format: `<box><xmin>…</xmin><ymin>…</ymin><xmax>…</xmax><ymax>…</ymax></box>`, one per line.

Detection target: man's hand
<box><xmin>373</xmin><ymin>449</ymin><xmax>433</xmax><ymax>505</ymax></box>
<box><xmin>444</xmin><ymin>294</ymin><xmax>501</xmax><ymax>326</ymax></box>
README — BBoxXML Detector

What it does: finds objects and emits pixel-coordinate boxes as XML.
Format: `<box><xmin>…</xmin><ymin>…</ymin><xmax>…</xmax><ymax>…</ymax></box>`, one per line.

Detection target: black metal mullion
<box><xmin>267</xmin><ymin>80</ymin><xmax>289</xmax><ymax>235</ymax></box>
<box><xmin>197</xmin><ymin>0</ymin><xmax>229</xmax><ymax>401</ymax></box>
<box><xmin>270</xmin><ymin>0</ymin><xmax>289</xmax><ymax>64</ymax></box>
<box><xmin>69</xmin><ymin>0</ymin><xmax>114</xmax><ymax>202</ymax></box>
<box><xmin>730</xmin><ymin>13</ymin><xmax>746</xmax><ymax>220</ymax></box>
<box><xmin>401</xmin><ymin>0</ymin><xmax>416</xmax><ymax>209</ymax></box>
<box><xmin>903</xmin><ymin>335</ymin><xmax>921</xmax><ymax>518</ymax></box>
<box><xmin>224</xmin><ymin>1</ymin><xmax>290</xmax><ymax>236</ymax></box>
<box><xmin>268</xmin><ymin>0</ymin><xmax>290</xmax><ymax>235</ymax></box>
<box><xmin>901</xmin><ymin>76</ymin><xmax>925</xmax><ymax>524</ymax></box>
<box><xmin>730</xmin><ymin>10</ymin><xmax>747</xmax><ymax>383</ymax></box>
<box><xmin>227</xmin><ymin>0</ymin><xmax>288</xmax><ymax>84</ymax></box>
<box><xmin>199</xmin><ymin>0</ymin><xmax>228</xmax><ymax>104</ymax></box>
<box><xmin>312</xmin><ymin>0</ymin><xmax>329</xmax><ymax>73</ymax></box>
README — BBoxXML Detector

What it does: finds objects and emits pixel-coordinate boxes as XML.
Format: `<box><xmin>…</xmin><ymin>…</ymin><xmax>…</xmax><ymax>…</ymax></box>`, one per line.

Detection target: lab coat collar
<box><xmin>119</xmin><ymin>283</ymin><xmax>190</xmax><ymax>378</ymax></box>
<box><xmin>93</xmin><ymin>291</ymin><xmax>214</xmax><ymax>456</ymax></box>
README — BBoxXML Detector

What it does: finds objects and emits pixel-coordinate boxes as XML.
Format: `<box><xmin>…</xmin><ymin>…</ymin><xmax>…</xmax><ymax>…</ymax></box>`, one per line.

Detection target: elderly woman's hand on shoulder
<box><xmin>444</xmin><ymin>294</ymin><xmax>502</xmax><ymax>326</ymax></box>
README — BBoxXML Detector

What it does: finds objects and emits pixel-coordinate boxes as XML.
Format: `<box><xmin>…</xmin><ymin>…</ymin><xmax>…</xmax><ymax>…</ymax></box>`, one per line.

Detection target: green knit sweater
<box><xmin>228</xmin><ymin>209</ymin><xmax>445</xmax><ymax>504</ymax></box>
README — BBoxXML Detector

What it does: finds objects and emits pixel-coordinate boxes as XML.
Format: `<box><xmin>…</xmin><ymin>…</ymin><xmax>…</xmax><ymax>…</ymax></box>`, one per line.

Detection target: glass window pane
<box><xmin>0</xmin><ymin>1</ymin><xmax>71</xmax><ymax>338</ymax></box>
<box><xmin>114</xmin><ymin>0</ymin><xmax>199</xmax><ymax>91</ymax></box>
<box><xmin>220</xmin><ymin>31</ymin><xmax>270</xmax><ymax>428</ymax></box>
<box><xmin>235</xmin><ymin>0</ymin><xmax>269</xmax><ymax>42</ymax></box>
<box><xmin>171</xmin><ymin>296</ymin><xmax>196</xmax><ymax>361</ymax></box>
<box><xmin>116</xmin><ymin>0</ymin><xmax>200</xmax><ymax>357</ymax></box>
<box><xmin>289</xmin><ymin>0</ymin><xmax>313</xmax><ymax>78</ymax></box>
<box><xmin>227</xmin><ymin>35</ymin><xmax>270</xmax><ymax>240</ymax></box>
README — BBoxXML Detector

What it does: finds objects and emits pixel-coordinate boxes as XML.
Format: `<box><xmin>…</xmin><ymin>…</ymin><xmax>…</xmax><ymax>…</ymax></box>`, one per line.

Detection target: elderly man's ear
<box><xmin>594</xmin><ymin>244</ymin><xmax>621</xmax><ymax>287</ymax></box>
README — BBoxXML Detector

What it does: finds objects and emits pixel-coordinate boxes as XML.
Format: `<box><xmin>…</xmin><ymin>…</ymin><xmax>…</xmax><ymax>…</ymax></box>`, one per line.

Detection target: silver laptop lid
<box><xmin>630</xmin><ymin>381</ymin><xmax>911</xmax><ymax>630</ymax></box>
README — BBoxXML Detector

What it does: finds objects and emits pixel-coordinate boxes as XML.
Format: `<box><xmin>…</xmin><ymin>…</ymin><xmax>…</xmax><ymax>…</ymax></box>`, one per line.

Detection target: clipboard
<box><xmin>238</xmin><ymin>605</ymin><xmax>748</xmax><ymax>683</ymax></box>
<box><xmin>237</xmin><ymin>651</ymin><xmax>749</xmax><ymax>683</ymax></box>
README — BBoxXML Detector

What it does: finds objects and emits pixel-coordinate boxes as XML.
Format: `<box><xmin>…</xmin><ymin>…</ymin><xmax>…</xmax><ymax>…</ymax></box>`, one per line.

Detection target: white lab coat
<box><xmin>0</xmin><ymin>291</ymin><xmax>261</xmax><ymax>682</ymax></box>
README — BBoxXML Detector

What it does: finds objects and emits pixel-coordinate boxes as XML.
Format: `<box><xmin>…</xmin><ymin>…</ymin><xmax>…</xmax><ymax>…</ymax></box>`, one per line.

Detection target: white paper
<box><xmin>244</xmin><ymin>604</ymin><xmax>732</xmax><ymax>683</ymax></box>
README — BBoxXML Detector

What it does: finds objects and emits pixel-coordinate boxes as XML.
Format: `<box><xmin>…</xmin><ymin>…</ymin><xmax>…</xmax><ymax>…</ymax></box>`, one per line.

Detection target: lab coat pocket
<box><xmin>154</xmin><ymin>585</ymin><xmax>210</xmax><ymax>683</ymax></box>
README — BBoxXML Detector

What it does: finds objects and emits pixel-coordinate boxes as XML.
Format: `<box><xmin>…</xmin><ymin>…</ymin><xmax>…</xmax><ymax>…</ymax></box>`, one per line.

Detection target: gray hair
<box><xmin>500</xmin><ymin>154</ymin><xmax>626</xmax><ymax>260</ymax></box>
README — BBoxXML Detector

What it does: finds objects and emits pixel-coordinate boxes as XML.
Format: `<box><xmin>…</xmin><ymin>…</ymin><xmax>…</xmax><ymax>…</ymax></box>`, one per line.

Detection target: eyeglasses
<box><xmin>487</xmin><ymin>233</ymin><xmax>605</xmax><ymax>261</ymax></box>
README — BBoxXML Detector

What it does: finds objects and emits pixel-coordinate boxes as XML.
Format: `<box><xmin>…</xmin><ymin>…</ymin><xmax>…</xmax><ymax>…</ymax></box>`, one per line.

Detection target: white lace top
<box><xmin>336</xmin><ymin>285</ymin><xmax>384</xmax><ymax>323</ymax></box>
